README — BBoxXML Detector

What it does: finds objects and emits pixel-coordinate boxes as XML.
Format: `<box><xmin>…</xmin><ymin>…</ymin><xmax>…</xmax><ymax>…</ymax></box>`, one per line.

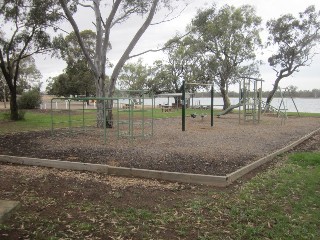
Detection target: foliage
<box><xmin>18</xmin><ymin>87</ymin><xmax>42</xmax><ymax>109</ymax></box>
<box><xmin>265</xmin><ymin>5</ymin><xmax>320</xmax><ymax>105</ymax></box>
<box><xmin>48</xmin><ymin>30</ymin><xmax>97</xmax><ymax>97</ymax></box>
<box><xmin>155</xmin><ymin>36</ymin><xmax>206</xmax><ymax>94</ymax></box>
<box><xmin>57</xmin><ymin>0</ymin><xmax>180</xmax><ymax>127</ymax></box>
<box><xmin>118</xmin><ymin>59</ymin><xmax>151</xmax><ymax>92</ymax></box>
<box><xmin>190</xmin><ymin>4</ymin><xmax>262</xmax><ymax>109</ymax></box>
<box><xmin>0</xmin><ymin>0</ymin><xmax>62</xmax><ymax>120</ymax></box>
<box><xmin>17</xmin><ymin>56</ymin><xmax>42</xmax><ymax>93</ymax></box>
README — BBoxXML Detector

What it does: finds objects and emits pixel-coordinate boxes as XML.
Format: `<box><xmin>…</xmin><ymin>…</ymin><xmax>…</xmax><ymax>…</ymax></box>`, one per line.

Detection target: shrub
<box><xmin>18</xmin><ymin>88</ymin><xmax>42</xmax><ymax>109</ymax></box>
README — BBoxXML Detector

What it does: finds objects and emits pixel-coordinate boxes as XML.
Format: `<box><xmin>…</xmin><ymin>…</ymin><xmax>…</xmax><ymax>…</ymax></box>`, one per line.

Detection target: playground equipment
<box><xmin>239</xmin><ymin>77</ymin><xmax>263</xmax><ymax>124</ymax></box>
<box><xmin>117</xmin><ymin>90</ymin><xmax>155</xmax><ymax>139</ymax></box>
<box><xmin>260</xmin><ymin>87</ymin><xmax>300</xmax><ymax>125</ymax></box>
<box><xmin>181</xmin><ymin>81</ymin><xmax>214</xmax><ymax>131</ymax></box>
<box><xmin>217</xmin><ymin>77</ymin><xmax>263</xmax><ymax>124</ymax></box>
<box><xmin>50</xmin><ymin>91</ymin><xmax>155</xmax><ymax>142</ymax></box>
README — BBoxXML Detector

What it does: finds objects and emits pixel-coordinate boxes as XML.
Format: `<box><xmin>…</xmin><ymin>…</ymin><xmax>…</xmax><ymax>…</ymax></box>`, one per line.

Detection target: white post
<box><xmin>85</xmin><ymin>102</ymin><xmax>88</xmax><ymax>109</ymax></box>
<box><xmin>44</xmin><ymin>103</ymin><xmax>47</xmax><ymax>109</ymax></box>
<box><xmin>55</xmin><ymin>101</ymin><xmax>58</xmax><ymax>109</ymax></box>
<box><xmin>65</xmin><ymin>101</ymin><xmax>68</xmax><ymax>109</ymax></box>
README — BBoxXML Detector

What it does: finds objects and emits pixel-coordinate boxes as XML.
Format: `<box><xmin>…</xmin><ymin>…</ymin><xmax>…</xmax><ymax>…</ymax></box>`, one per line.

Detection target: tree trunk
<box><xmin>95</xmin><ymin>75</ymin><xmax>105</xmax><ymax>128</ymax></box>
<box><xmin>9</xmin><ymin>88</ymin><xmax>19</xmax><ymax>120</ymax></box>
<box><xmin>105</xmin><ymin>0</ymin><xmax>160</xmax><ymax>128</ymax></box>
<box><xmin>265</xmin><ymin>77</ymin><xmax>281</xmax><ymax>111</ymax></box>
<box><xmin>220</xmin><ymin>86</ymin><xmax>231</xmax><ymax>110</ymax></box>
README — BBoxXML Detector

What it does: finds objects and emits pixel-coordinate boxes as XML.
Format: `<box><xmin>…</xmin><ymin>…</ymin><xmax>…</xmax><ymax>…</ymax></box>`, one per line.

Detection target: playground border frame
<box><xmin>0</xmin><ymin>127</ymin><xmax>319</xmax><ymax>187</ymax></box>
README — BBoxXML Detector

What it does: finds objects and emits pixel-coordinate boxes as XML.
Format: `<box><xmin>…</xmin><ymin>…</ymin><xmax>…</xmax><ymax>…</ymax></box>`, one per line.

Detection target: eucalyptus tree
<box><xmin>118</xmin><ymin>59</ymin><xmax>151</xmax><ymax>92</ymax></box>
<box><xmin>265</xmin><ymin>5</ymin><xmax>320</xmax><ymax>108</ymax></box>
<box><xmin>151</xmin><ymin>36</ymin><xmax>205</xmax><ymax>97</ymax></box>
<box><xmin>58</xmin><ymin>0</ymin><xmax>181</xmax><ymax>127</ymax></box>
<box><xmin>191</xmin><ymin>4</ymin><xmax>262</xmax><ymax>109</ymax></box>
<box><xmin>17</xmin><ymin>56</ymin><xmax>42</xmax><ymax>93</ymax></box>
<box><xmin>0</xmin><ymin>0</ymin><xmax>61</xmax><ymax>120</ymax></box>
<box><xmin>51</xmin><ymin>30</ymin><xmax>96</xmax><ymax>98</ymax></box>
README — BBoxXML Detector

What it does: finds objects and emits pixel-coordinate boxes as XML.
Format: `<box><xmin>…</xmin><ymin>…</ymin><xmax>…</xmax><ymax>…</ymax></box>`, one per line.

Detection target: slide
<box><xmin>217</xmin><ymin>101</ymin><xmax>243</xmax><ymax>117</ymax></box>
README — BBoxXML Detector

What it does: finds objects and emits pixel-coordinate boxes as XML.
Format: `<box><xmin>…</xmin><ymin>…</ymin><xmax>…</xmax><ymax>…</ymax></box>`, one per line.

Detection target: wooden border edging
<box><xmin>0</xmin><ymin>127</ymin><xmax>319</xmax><ymax>187</ymax></box>
<box><xmin>226</xmin><ymin>127</ymin><xmax>320</xmax><ymax>184</ymax></box>
<box><xmin>0</xmin><ymin>155</ymin><xmax>228</xmax><ymax>187</ymax></box>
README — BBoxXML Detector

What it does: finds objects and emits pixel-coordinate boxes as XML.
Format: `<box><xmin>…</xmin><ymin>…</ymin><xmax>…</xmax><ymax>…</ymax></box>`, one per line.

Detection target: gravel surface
<box><xmin>0</xmin><ymin>114</ymin><xmax>319</xmax><ymax>175</ymax></box>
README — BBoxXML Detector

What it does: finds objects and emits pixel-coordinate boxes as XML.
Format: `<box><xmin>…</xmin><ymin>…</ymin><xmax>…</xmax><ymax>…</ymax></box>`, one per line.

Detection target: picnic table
<box><xmin>161</xmin><ymin>105</ymin><xmax>172</xmax><ymax>112</ymax></box>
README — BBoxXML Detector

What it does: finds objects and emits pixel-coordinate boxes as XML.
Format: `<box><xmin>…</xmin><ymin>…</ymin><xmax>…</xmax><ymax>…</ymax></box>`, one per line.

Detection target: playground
<box><xmin>0</xmin><ymin>112</ymin><xmax>319</xmax><ymax>176</ymax></box>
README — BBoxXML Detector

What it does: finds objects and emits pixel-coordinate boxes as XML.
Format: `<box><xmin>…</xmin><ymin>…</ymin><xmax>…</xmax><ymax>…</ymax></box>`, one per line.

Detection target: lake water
<box><xmin>152</xmin><ymin>97</ymin><xmax>320</xmax><ymax>113</ymax></box>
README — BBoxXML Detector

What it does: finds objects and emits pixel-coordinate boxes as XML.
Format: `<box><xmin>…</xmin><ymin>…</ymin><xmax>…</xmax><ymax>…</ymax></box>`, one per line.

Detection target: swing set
<box><xmin>181</xmin><ymin>80</ymin><xmax>214</xmax><ymax>131</ymax></box>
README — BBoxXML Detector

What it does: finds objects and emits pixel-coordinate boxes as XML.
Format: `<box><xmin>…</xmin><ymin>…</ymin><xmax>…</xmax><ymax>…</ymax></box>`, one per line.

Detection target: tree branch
<box><xmin>101</xmin><ymin>0</ymin><xmax>122</xmax><ymax>73</ymax></box>
<box><xmin>128</xmin><ymin>31</ymin><xmax>191</xmax><ymax>59</ymax></box>
<box><xmin>78</xmin><ymin>2</ymin><xmax>94</xmax><ymax>10</ymax></box>
<box><xmin>151</xmin><ymin>4</ymin><xmax>188</xmax><ymax>26</ymax></box>
<box><xmin>109</xmin><ymin>0</ymin><xmax>160</xmax><ymax>97</ymax></box>
<box><xmin>58</xmin><ymin>0</ymin><xmax>98</xmax><ymax>77</ymax></box>
<box><xmin>111</xmin><ymin>6</ymin><xmax>139</xmax><ymax>28</ymax></box>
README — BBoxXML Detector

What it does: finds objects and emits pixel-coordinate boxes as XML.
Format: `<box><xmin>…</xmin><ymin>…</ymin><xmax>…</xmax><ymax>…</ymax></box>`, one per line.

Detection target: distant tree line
<box><xmin>195</xmin><ymin>88</ymin><xmax>320</xmax><ymax>98</ymax></box>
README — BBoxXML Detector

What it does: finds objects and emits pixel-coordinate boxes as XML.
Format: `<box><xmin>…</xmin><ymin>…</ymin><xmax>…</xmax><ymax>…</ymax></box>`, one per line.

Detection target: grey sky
<box><xmin>35</xmin><ymin>0</ymin><xmax>320</xmax><ymax>91</ymax></box>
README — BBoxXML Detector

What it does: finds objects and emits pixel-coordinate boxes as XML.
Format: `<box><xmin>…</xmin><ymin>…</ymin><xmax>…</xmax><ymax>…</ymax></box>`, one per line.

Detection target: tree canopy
<box><xmin>48</xmin><ymin>30</ymin><xmax>97</xmax><ymax>98</ymax></box>
<box><xmin>0</xmin><ymin>0</ymin><xmax>61</xmax><ymax>119</ymax></box>
<box><xmin>265</xmin><ymin>5</ymin><xmax>320</xmax><ymax>106</ymax></box>
<box><xmin>190</xmin><ymin>4</ymin><xmax>262</xmax><ymax>109</ymax></box>
<box><xmin>58</xmin><ymin>0</ymin><xmax>178</xmax><ymax>127</ymax></box>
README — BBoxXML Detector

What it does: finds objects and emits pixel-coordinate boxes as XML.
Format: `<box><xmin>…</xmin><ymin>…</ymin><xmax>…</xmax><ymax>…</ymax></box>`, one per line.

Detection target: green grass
<box><xmin>227</xmin><ymin>152</ymin><xmax>320</xmax><ymax>239</ymax></box>
<box><xmin>0</xmin><ymin>110</ymin><xmax>93</xmax><ymax>134</ymax></box>
<box><xmin>0</xmin><ymin>108</ymin><xmax>221</xmax><ymax>134</ymax></box>
<box><xmin>93</xmin><ymin>151</ymin><xmax>319</xmax><ymax>239</ymax></box>
<box><xmin>98</xmin><ymin>152</ymin><xmax>320</xmax><ymax>239</ymax></box>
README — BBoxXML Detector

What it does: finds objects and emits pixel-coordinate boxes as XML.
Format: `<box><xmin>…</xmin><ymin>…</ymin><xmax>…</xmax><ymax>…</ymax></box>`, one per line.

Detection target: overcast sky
<box><xmin>35</xmin><ymin>0</ymin><xmax>320</xmax><ymax>91</ymax></box>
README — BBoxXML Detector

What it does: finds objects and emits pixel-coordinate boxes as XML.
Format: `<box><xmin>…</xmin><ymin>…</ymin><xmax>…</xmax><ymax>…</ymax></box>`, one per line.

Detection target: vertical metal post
<box><xmin>130</xmin><ymin>99</ymin><xmax>134</xmax><ymax>138</ymax></box>
<box><xmin>142</xmin><ymin>94</ymin><xmax>145</xmax><ymax>138</ymax></box>
<box><xmin>258</xmin><ymin>81</ymin><xmax>262</xmax><ymax>123</ymax></box>
<box><xmin>103</xmin><ymin>99</ymin><xmax>107</xmax><ymax>143</ymax></box>
<box><xmin>239</xmin><ymin>81</ymin><xmax>241</xmax><ymax>124</ymax></box>
<box><xmin>151</xmin><ymin>97</ymin><xmax>154</xmax><ymax>136</ymax></box>
<box><xmin>117</xmin><ymin>99</ymin><xmax>120</xmax><ymax>138</ymax></box>
<box><xmin>210</xmin><ymin>84</ymin><xmax>214</xmax><ymax>127</ymax></box>
<box><xmin>68</xmin><ymin>99</ymin><xmax>71</xmax><ymax>134</ymax></box>
<box><xmin>50</xmin><ymin>99</ymin><xmax>54</xmax><ymax>135</ymax></box>
<box><xmin>82</xmin><ymin>100</ymin><xmax>85</xmax><ymax>130</ymax></box>
<box><xmin>182</xmin><ymin>80</ymin><xmax>186</xmax><ymax>131</ymax></box>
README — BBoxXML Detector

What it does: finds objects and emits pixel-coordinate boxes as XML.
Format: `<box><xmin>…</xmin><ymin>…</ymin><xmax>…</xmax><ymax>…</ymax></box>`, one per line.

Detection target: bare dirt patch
<box><xmin>0</xmin><ymin>114</ymin><xmax>319</xmax><ymax>175</ymax></box>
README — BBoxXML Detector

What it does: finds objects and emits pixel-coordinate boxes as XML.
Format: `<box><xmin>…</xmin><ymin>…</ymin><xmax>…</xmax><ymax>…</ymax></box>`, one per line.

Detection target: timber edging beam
<box><xmin>0</xmin><ymin>127</ymin><xmax>319</xmax><ymax>187</ymax></box>
<box><xmin>226</xmin><ymin>127</ymin><xmax>320</xmax><ymax>184</ymax></box>
<box><xmin>0</xmin><ymin>155</ymin><xmax>228</xmax><ymax>187</ymax></box>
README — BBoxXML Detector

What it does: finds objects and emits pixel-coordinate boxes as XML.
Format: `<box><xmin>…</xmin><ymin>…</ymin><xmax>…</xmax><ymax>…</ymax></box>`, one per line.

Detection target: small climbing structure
<box><xmin>238</xmin><ymin>77</ymin><xmax>263</xmax><ymax>124</ymax></box>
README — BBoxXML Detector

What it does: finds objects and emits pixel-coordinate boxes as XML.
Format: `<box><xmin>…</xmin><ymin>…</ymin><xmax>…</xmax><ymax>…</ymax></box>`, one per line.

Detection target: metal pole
<box><xmin>50</xmin><ymin>99</ymin><xmax>54</xmax><ymax>135</ymax></box>
<box><xmin>182</xmin><ymin>80</ymin><xmax>186</xmax><ymax>131</ymax></box>
<box><xmin>103</xmin><ymin>100</ymin><xmax>107</xmax><ymax>143</ymax></box>
<box><xmin>210</xmin><ymin>84</ymin><xmax>214</xmax><ymax>127</ymax></box>
<box><xmin>68</xmin><ymin>100</ymin><xmax>71</xmax><ymax>133</ymax></box>
<box><xmin>82</xmin><ymin>100</ymin><xmax>85</xmax><ymax>130</ymax></box>
<box><xmin>152</xmin><ymin>97</ymin><xmax>154</xmax><ymax>136</ymax></box>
